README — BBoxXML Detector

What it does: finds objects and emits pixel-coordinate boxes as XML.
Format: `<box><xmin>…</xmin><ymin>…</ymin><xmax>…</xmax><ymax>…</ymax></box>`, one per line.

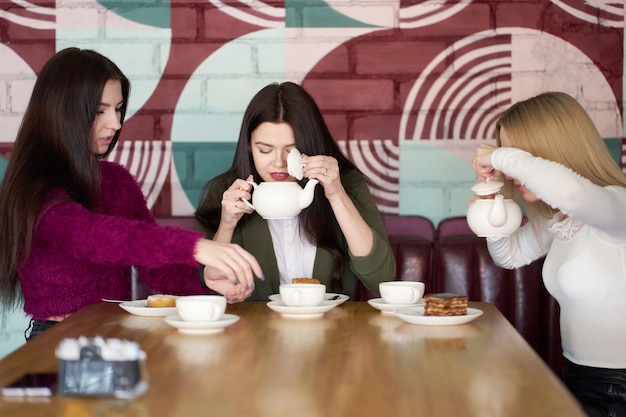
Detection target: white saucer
<box><xmin>266</xmin><ymin>300</ymin><xmax>337</xmax><ymax>319</ymax></box>
<box><xmin>394</xmin><ymin>307</ymin><xmax>483</xmax><ymax>326</ymax></box>
<box><xmin>268</xmin><ymin>293</ymin><xmax>349</xmax><ymax>306</ymax></box>
<box><xmin>102</xmin><ymin>298</ymin><xmax>127</xmax><ymax>303</ymax></box>
<box><xmin>119</xmin><ymin>300</ymin><xmax>177</xmax><ymax>317</ymax></box>
<box><xmin>367</xmin><ymin>297</ymin><xmax>424</xmax><ymax>315</ymax></box>
<box><xmin>164</xmin><ymin>314</ymin><xmax>240</xmax><ymax>334</ymax></box>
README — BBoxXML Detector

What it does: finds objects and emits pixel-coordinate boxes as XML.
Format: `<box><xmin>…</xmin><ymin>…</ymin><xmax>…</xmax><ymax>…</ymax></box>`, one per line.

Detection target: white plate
<box><xmin>119</xmin><ymin>300</ymin><xmax>177</xmax><ymax>317</ymax></box>
<box><xmin>164</xmin><ymin>314</ymin><xmax>240</xmax><ymax>335</ymax></box>
<box><xmin>266</xmin><ymin>300</ymin><xmax>337</xmax><ymax>319</ymax></box>
<box><xmin>367</xmin><ymin>297</ymin><xmax>424</xmax><ymax>315</ymax></box>
<box><xmin>394</xmin><ymin>307</ymin><xmax>483</xmax><ymax>326</ymax></box>
<box><xmin>102</xmin><ymin>298</ymin><xmax>128</xmax><ymax>303</ymax></box>
<box><xmin>268</xmin><ymin>293</ymin><xmax>349</xmax><ymax>306</ymax></box>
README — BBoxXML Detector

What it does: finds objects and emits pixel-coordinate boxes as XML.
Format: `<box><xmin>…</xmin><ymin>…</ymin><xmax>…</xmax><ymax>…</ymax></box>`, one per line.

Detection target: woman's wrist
<box><xmin>214</xmin><ymin>223</ymin><xmax>235</xmax><ymax>243</ymax></box>
<box><xmin>197</xmin><ymin>265</ymin><xmax>209</xmax><ymax>288</ymax></box>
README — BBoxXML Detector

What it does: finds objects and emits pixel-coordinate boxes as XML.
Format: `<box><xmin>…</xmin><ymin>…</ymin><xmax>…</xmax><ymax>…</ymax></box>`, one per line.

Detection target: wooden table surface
<box><xmin>0</xmin><ymin>301</ymin><xmax>584</xmax><ymax>417</ymax></box>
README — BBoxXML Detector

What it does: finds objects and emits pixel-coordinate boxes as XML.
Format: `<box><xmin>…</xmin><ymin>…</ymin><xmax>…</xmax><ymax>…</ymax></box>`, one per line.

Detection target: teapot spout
<box><xmin>487</xmin><ymin>195</ymin><xmax>507</xmax><ymax>227</ymax></box>
<box><xmin>299</xmin><ymin>179</ymin><xmax>319</xmax><ymax>209</ymax></box>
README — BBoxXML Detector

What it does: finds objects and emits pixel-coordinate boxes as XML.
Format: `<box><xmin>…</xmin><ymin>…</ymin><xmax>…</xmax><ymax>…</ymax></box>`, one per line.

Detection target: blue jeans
<box><xmin>563</xmin><ymin>360</ymin><xmax>626</xmax><ymax>417</ymax></box>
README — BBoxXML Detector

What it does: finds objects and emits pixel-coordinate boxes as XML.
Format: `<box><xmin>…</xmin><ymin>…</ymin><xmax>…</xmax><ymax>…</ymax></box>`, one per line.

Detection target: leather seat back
<box><xmin>433</xmin><ymin>219</ymin><xmax>564</xmax><ymax>374</ymax></box>
<box><xmin>354</xmin><ymin>235</ymin><xmax>432</xmax><ymax>301</ymax></box>
<box><xmin>354</xmin><ymin>216</ymin><xmax>435</xmax><ymax>301</ymax></box>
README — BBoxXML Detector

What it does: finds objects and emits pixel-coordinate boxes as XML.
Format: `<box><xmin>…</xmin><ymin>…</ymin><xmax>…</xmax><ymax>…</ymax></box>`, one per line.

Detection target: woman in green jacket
<box><xmin>195</xmin><ymin>82</ymin><xmax>395</xmax><ymax>302</ymax></box>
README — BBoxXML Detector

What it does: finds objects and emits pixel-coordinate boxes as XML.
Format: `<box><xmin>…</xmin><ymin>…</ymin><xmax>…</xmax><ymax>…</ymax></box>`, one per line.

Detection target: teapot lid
<box><xmin>287</xmin><ymin>148</ymin><xmax>304</xmax><ymax>180</ymax></box>
<box><xmin>471</xmin><ymin>180</ymin><xmax>504</xmax><ymax>196</ymax></box>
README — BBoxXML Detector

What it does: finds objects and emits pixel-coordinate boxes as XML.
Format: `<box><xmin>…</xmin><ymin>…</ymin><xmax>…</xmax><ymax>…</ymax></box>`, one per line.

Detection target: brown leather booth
<box><xmin>354</xmin><ymin>215</ymin><xmax>434</xmax><ymax>301</ymax></box>
<box><xmin>432</xmin><ymin>217</ymin><xmax>564</xmax><ymax>375</ymax></box>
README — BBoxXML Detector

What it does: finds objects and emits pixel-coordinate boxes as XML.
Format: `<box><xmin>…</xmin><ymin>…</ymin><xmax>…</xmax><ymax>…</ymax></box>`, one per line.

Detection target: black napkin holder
<box><xmin>58</xmin><ymin>344</ymin><xmax>146</xmax><ymax>398</ymax></box>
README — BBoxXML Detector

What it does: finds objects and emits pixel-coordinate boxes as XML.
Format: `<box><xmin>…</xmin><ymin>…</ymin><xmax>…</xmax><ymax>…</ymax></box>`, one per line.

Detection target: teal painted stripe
<box><xmin>604</xmin><ymin>138</ymin><xmax>623</xmax><ymax>166</ymax></box>
<box><xmin>97</xmin><ymin>1</ymin><xmax>171</xmax><ymax>28</ymax></box>
<box><xmin>286</xmin><ymin>0</ymin><xmax>377</xmax><ymax>28</ymax></box>
<box><xmin>173</xmin><ymin>142</ymin><xmax>237</xmax><ymax>209</ymax></box>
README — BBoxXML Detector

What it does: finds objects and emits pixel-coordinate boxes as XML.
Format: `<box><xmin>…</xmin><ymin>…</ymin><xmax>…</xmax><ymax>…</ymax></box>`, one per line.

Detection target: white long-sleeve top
<box><xmin>486</xmin><ymin>147</ymin><xmax>626</xmax><ymax>368</ymax></box>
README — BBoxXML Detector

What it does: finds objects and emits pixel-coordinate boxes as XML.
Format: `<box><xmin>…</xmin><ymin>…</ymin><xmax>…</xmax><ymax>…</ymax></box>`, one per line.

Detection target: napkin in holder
<box><xmin>56</xmin><ymin>336</ymin><xmax>148</xmax><ymax>399</ymax></box>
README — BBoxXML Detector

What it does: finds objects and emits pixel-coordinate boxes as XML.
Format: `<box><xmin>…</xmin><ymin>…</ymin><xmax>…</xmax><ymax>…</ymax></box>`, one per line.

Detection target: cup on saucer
<box><xmin>176</xmin><ymin>295</ymin><xmax>227</xmax><ymax>322</ymax></box>
<box><xmin>279</xmin><ymin>284</ymin><xmax>325</xmax><ymax>307</ymax></box>
<box><xmin>379</xmin><ymin>281</ymin><xmax>425</xmax><ymax>305</ymax></box>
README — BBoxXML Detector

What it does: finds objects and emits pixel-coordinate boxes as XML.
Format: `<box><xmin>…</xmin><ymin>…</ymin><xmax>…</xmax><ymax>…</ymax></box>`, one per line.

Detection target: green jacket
<box><xmin>197</xmin><ymin>170</ymin><xmax>396</xmax><ymax>301</ymax></box>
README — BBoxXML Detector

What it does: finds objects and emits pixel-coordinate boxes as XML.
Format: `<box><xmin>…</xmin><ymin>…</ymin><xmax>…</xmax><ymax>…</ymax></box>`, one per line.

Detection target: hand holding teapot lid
<box><xmin>471</xmin><ymin>179</ymin><xmax>504</xmax><ymax>196</ymax></box>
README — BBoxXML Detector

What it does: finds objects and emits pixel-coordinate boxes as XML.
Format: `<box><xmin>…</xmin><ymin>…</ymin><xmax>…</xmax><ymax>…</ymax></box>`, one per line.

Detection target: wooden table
<box><xmin>0</xmin><ymin>301</ymin><xmax>584</xmax><ymax>417</ymax></box>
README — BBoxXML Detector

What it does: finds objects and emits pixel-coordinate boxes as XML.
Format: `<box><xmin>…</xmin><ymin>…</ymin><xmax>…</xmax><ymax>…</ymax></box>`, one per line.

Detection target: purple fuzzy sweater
<box><xmin>19</xmin><ymin>161</ymin><xmax>206</xmax><ymax>320</ymax></box>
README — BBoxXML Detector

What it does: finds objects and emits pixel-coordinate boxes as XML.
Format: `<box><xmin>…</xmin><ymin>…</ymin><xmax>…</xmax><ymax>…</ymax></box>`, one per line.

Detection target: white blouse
<box><xmin>486</xmin><ymin>147</ymin><xmax>626</xmax><ymax>368</ymax></box>
<box><xmin>267</xmin><ymin>218</ymin><xmax>317</xmax><ymax>285</ymax></box>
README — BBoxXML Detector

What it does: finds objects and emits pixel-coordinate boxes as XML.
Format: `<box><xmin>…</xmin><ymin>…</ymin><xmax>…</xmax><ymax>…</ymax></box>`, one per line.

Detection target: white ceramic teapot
<box><xmin>241</xmin><ymin>149</ymin><xmax>318</xmax><ymax>219</ymax></box>
<box><xmin>242</xmin><ymin>180</ymin><xmax>318</xmax><ymax>219</ymax></box>
<box><xmin>466</xmin><ymin>180</ymin><xmax>522</xmax><ymax>237</ymax></box>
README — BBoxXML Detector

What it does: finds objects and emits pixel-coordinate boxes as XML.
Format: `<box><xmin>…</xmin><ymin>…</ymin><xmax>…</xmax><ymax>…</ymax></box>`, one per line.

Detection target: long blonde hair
<box><xmin>495</xmin><ymin>91</ymin><xmax>626</xmax><ymax>221</ymax></box>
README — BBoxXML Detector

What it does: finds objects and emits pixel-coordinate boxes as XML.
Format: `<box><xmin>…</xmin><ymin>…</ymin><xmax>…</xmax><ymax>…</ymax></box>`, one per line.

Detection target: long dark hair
<box><xmin>196</xmin><ymin>82</ymin><xmax>362</xmax><ymax>289</ymax></box>
<box><xmin>0</xmin><ymin>48</ymin><xmax>130</xmax><ymax>309</ymax></box>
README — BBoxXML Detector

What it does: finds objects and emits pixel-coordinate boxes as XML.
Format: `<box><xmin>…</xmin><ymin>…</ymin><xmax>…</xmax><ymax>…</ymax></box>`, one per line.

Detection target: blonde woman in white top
<box><xmin>472</xmin><ymin>92</ymin><xmax>626</xmax><ymax>417</ymax></box>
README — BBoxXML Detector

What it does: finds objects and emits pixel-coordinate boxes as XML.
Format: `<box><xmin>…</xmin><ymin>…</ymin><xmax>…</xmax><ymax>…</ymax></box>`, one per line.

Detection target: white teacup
<box><xmin>279</xmin><ymin>284</ymin><xmax>325</xmax><ymax>307</ymax></box>
<box><xmin>379</xmin><ymin>281</ymin><xmax>425</xmax><ymax>305</ymax></box>
<box><xmin>176</xmin><ymin>295</ymin><xmax>227</xmax><ymax>322</ymax></box>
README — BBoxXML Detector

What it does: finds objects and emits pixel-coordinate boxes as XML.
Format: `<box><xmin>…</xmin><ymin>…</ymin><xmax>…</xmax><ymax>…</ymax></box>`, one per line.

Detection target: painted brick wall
<box><xmin>0</xmin><ymin>0</ymin><xmax>624</xmax><ymax>223</ymax></box>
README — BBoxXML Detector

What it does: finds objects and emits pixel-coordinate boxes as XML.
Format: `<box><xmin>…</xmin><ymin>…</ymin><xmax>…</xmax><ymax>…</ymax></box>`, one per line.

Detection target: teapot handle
<box><xmin>240</xmin><ymin>181</ymin><xmax>257</xmax><ymax>210</ymax></box>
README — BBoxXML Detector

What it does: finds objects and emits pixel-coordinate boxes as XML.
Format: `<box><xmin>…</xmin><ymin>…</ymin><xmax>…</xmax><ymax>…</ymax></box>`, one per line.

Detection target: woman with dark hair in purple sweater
<box><xmin>0</xmin><ymin>48</ymin><xmax>262</xmax><ymax>340</ymax></box>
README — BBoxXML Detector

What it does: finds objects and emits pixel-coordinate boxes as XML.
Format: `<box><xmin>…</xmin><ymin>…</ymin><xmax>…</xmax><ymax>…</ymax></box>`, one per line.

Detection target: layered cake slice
<box><xmin>423</xmin><ymin>293</ymin><xmax>467</xmax><ymax>316</ymax></box>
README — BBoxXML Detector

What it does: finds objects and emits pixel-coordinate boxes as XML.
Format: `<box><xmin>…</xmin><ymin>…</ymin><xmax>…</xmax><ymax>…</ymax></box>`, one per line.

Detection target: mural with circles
<box><xmin>0</xmin><ymin>0</ymin><xmax>623</xmax><ymax>224</ymax></box>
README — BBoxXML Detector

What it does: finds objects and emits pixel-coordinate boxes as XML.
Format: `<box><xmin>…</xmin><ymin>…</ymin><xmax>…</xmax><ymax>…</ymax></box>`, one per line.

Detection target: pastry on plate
<box><xmin>423</xmin><ymin>293</ymin><xmax>467</xmax><ymax>316</ymax></box>
<box><xmin>291</xmin><ymin>278</ymin><xmax>321</xmax><ymax>284</ymax></box>
<box><xmin>147</xmin><ymin>294</ymin><xmax>177</xmax><ymax>308</ymax></box>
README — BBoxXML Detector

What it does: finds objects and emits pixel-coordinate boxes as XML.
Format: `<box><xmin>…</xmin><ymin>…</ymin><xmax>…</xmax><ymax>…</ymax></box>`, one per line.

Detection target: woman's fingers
<box><xmin>194</xmin><ymin>240</ymin><xmax>263</xmax><ymax>288</ymax></box>
<box><xmin>472</xmin><ymin>144</ymin><xmax>500</xmax><ymax>182</ymax></box>
<box><xmin>202</xmin><ymin>275</ymin><xmax>251</xmax><ymax>303</ymax></box>
<box><xmin>212</xmin><ymin>245</ymin><xmax>261</xmax><ymax>289</ymax></box>
<box><xmin>220</xmin><ymin>178</ymin><xmax>255</xmax><ymax>223</ymax></box>
<box><xmin>301</xmin><ymin>154</ymin><xmax>343</xmax><ymax>196</ymax></box>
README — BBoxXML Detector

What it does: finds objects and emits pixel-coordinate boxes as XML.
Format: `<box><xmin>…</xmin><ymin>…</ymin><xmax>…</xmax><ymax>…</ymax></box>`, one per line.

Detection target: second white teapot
<box><xmin>466</xmin><ymin>180</ymin><xmax>522</xmax><ymax>238</ymax></box>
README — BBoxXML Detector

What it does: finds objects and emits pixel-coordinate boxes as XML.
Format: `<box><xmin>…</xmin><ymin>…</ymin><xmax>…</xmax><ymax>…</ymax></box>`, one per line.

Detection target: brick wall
<box><xmin>0</xmin><ymin>1</ymin><xmax>623</xmax><ymax>223</ymax></box>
